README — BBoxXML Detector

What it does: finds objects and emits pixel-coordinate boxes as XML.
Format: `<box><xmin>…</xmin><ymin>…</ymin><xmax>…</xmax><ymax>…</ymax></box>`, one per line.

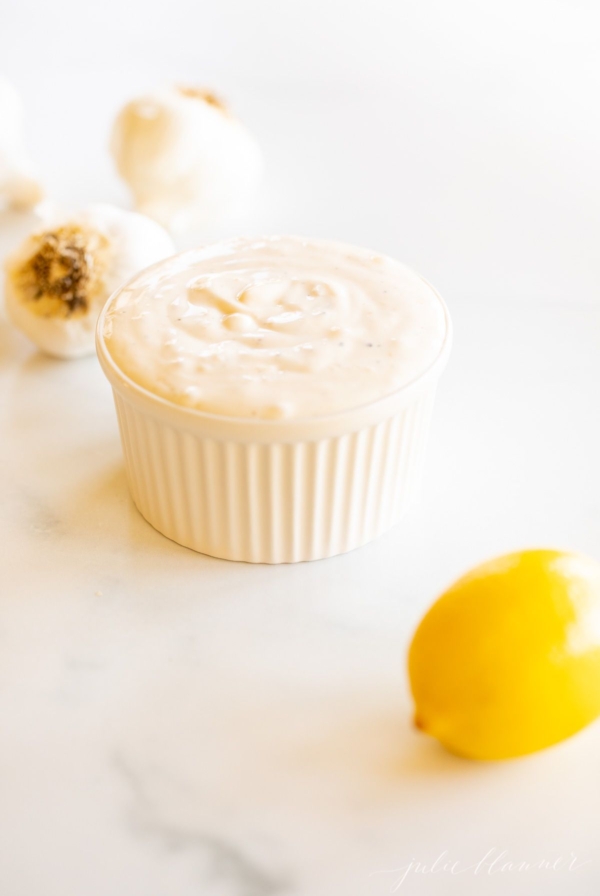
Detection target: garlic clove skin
<box><xmin>110</xmin><ymin>87</ymin><xmax>263</xmax><ymax>233</ymax></box>
<box><xmin>78</xmin><ymin>204</ymin><xmax>175</xmax><ymax>297</ymax></box>
<box><xmin>0</xmin><ymin>76</ymin><xmax>44</xmax><ymax>210</ymax></box>
<box><xmin>4</xmin><ymin>203</ymin><xmax>175</xmax><ymax>359</ymax></box>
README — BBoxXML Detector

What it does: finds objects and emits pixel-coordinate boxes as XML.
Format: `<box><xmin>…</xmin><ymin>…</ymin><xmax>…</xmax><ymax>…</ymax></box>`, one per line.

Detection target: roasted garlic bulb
<box><xmin>4</xmin><ymin>204</ymin><xmax>174</xmax><ymax>358</ymax></box>
<box><xmin>110</xmin><ymin>86</ymin><xmax>263</xmax><ymax>233</ymax></box>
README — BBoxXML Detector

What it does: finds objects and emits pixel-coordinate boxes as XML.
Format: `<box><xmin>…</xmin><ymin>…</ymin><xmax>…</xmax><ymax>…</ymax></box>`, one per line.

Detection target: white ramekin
<box><xmin>96</xmin><ymin>263</ymin><xmax>452</xmax><ymax>564</ymax></box>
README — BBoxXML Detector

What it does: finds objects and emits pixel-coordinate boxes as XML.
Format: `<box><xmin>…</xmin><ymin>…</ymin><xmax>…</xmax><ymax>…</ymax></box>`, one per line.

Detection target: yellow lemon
<box><xmin>408</xmin><ymin>549</ymin><xmax>600</xmax><ymax>760</ymax></box>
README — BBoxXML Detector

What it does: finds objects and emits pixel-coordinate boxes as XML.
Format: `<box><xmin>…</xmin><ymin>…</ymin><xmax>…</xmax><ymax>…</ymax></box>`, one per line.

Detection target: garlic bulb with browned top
<box><xmin>4</xmin><ymin>204</ymin><xmax>175</xmax><ymax>358</ymax></box>
<box><xmin>110</xmin><ymin>86</ymin><xmax>263</xmax><ymax>233</ymax></box>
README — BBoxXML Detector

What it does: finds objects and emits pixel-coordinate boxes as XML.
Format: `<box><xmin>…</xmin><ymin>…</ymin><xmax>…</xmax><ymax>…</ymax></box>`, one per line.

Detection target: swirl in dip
<box><xmin>102</xmin><ymin>236</ymin><xmax>448</xmax><ymax>420</ymax></box>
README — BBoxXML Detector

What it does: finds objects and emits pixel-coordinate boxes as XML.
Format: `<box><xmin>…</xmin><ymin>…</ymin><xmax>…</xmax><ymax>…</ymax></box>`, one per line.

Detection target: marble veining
<box><xmin>114</xmin><ymin>755</ymin><xmax>290</xmax><ymax>896</ymax></box>
<box><xmin>2</xmin><ymin>206</ymin><xmax>600</xmax><ymax>894</ymax></box>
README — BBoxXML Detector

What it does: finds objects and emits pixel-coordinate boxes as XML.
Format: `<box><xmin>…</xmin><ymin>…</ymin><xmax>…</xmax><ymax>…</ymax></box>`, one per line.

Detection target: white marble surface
<box><xmin>2</xmin><ymin>236</ymin><xmax>600</xmax><ymax>893</ymax></box>
<box><xmin>2</xmin><ymin>2</ymin><xmax>600</xmax><ymax>888</ymax></box>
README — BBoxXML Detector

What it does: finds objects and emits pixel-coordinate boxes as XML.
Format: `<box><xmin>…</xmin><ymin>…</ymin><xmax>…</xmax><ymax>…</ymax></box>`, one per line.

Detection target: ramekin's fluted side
<box><xmin>112</xmin><ymin>387</ymin><xmax>436</xmax><ymax>563</ymax></box>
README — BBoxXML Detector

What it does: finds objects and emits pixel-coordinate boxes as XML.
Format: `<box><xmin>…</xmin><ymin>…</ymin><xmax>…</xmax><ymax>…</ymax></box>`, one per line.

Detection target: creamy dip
<box><xmin>102</xmin><ymin>236</ymin><xmax>448</xmax><ymax>419</ymax></box>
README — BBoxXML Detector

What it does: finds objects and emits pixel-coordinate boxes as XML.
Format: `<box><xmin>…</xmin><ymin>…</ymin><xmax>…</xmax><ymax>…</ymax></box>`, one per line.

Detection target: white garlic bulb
<box><xmin>0</xmin><ymin>76</ymin><xmax>44</xmax><ymax>210</ymax></box>
<box><xmin>110</xmin><ymin>86</ymin><xmax>263</xmax><ymax>233</ymax></box>
<box><xmin>4</xmin><ymin>203</ymin><xmax>175</xmax><ymax>359</ymax></box>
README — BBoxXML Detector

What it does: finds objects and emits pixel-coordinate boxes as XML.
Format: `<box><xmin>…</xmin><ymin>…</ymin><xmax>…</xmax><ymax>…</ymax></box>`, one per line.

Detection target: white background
<box><xmin>1</xmin><ymin>2</ymin><xmax>600</xmax><ymax>895</ymax></box>
<box><xmin>2</xmin><ymin>0</ymin><xmax>600</xmax><ymax>302</ymax></box>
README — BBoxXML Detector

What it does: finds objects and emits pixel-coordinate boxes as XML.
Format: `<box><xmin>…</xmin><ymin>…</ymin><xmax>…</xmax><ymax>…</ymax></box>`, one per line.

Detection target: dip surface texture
<box><xmin>102</xmin><ymin>237</ymin><xmax>448</xmax><ymax>419</ymax></box>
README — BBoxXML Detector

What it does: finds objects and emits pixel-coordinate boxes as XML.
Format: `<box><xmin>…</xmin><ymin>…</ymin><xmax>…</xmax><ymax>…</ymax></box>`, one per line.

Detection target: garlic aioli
<box><xmin>102</xmin><ymin>237</ymin><xmax>448</xmax><ymax>419</ymax></box>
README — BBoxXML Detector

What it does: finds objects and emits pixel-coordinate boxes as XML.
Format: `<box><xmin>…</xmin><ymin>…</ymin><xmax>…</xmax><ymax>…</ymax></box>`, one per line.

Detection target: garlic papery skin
<box><xmin>110</xmin><ymin>86</ymin><xmax>263</xmax><ymax>233</ymax></box>
<box><xmin>4</xmin><ymin>204</ymin><xmax>175</xmax><ymax>359</ymax></box>
<box><xmin>0</xmin><ymin>76</ymin><xmax>44</xmax><ymax>210</ymax></box>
